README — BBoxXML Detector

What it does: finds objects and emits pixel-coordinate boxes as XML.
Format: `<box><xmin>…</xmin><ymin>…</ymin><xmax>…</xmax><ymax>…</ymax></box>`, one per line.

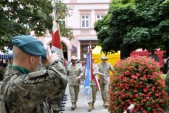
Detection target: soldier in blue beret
<box><xmin>0</xmin><ymin>35</ymin><xmax>68</xmax><ymax>113</ymax></box>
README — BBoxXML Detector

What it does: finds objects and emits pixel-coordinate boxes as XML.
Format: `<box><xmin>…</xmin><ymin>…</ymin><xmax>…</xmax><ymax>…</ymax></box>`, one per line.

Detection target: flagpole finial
<box><xmin>51</xmin><ymin>0</ymin><xmax>57</xmax><ymax>20</ymax></box>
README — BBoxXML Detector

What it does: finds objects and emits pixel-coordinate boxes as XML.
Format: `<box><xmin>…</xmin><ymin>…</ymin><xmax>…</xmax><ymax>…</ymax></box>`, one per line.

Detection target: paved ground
<box><xmin>63</xmin><ymin>85</ymin><xmax>109</xmax><ymax>113</ymax></box>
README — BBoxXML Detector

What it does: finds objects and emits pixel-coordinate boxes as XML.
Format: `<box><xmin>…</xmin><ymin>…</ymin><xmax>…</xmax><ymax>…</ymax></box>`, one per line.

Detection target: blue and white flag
<box><xmin>84</xmin><ymin>50</ymin><xmax>92</xmax><ymax>96</ymax></box>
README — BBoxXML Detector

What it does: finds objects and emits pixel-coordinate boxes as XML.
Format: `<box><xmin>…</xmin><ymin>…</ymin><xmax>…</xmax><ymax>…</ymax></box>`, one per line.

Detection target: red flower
<box><xmin>109</xmin><ymin>56</ymin><xmax>169</xmax><ymax>113</ymax></box>
<box><xmin>143</xmin><ymin>87</ymin><xmax>149</xmax><ymax>93</ymax></box>
<box><xmin>135</xmin><ymin>94</ymin><xmax>139</xmax><ymax>98</ymax></box>
<box><xmin>134</xmin><ymin>89</ymin><xmax>137</xmax><ymax>93</ymax></box>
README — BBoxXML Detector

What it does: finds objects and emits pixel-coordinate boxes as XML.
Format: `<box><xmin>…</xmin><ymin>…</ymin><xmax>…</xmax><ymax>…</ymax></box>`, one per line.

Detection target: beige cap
<box><xmin>71</xmin><ymin>56</ymin><xmax>78</xmax><ymax>61</ymax></box>
<box><xmin>101</xmin><ymin>56</ymin><xmax>108</xmax><ymax>60</ymax></box>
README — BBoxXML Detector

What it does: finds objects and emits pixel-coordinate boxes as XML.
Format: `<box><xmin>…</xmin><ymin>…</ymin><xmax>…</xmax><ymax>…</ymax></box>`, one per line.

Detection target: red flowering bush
<box><xmin>109</xmin><ymin>56</ymin><xmax>169</xmax><ymax>113</ymax></box>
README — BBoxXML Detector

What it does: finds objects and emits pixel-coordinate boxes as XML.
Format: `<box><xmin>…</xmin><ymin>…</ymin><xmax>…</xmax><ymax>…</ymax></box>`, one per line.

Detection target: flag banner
<box><xmin>94</xmin><ymin>74</ymin><xmax>100</xmax><ymax>91</ymax></box>
<box><xmin>84</xmin><ymin>51</ymin><xmax>91</xmax><ymax>95</ymax></box>
<box><xmin>90</xmin><ymin>48</ymin><xmax>100</xmax><ymax>91</ymax></box>
<box><xmin>84</xmin><ymin>47</ymin><xmax>100</xmax><ymax>95</ymax></box>
<box><xmin>51</xmin><ymin>19</ymin><xmax>63</xmax><ymax>59</ymax></box>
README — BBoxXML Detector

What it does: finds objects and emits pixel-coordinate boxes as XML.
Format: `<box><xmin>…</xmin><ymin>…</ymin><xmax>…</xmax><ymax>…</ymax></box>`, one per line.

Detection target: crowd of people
<box><xmin>0</xmin><ymin>54</ymin><xmax>13</xmax><ymax>81</ymax></box>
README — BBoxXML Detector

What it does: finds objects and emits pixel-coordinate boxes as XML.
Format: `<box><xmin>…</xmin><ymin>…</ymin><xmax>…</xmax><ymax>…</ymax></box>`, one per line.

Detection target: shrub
<box><xmin>109</xmin><ymin>56</ymin><xmax>169</xmax><ymax>113</ymax></box>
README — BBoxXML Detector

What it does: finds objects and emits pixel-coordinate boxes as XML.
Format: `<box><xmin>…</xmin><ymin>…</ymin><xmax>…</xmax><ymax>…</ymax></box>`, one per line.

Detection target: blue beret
<box><xmin>8</xmin><ymin>54</ymin><xmax>13</xmax><ymax>60</ymax></box>
<box><xmin>12</xmin><ymin>35</ymin><xmax>46</xmax><ymax>57</ymax></box>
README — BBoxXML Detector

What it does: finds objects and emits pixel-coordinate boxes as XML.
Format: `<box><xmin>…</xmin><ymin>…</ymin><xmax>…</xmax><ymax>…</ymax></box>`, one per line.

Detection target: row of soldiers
<box><xmin>67</xmin><ymin>55</ymin><xmax>114</xmax><ymax>112</ymax></box>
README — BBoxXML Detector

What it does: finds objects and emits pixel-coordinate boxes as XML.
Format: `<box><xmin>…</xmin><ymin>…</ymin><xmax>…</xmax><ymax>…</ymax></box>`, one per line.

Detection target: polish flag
<box><xmin>52</xmin><ymin>19</ymin><xmax>63</xmax><ymax>59</ymax></box>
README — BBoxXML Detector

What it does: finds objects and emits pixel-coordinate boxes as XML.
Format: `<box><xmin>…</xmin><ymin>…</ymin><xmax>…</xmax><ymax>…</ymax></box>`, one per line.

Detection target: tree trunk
<box><xmin>120</xmin><ymin>44</ymin><xmax>130</xmax><ymax>59</ymax></box>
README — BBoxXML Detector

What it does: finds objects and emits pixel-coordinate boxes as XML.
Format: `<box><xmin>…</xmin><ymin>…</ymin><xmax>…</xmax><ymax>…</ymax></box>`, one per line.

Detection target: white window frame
<box><xmin>81</xmin><ymin>15</ymin><xmax>90</xmax><ymax>28</ymax></box>
<box><xmin>96</xmin><ymin>14</ymin><xmax>104</xmax><ymax>21</ymax></box>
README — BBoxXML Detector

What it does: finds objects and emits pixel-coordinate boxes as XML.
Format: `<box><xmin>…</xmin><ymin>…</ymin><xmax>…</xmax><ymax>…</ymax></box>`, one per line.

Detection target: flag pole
<box><xmin>51</xmin><ymin>0</ymin><xmax>64</xmax><ymax>60</ymax></box>
<box><xmin>89</xmin><ymin>43</ymin><xmax>100</xmax><ymax>91</ymax></box>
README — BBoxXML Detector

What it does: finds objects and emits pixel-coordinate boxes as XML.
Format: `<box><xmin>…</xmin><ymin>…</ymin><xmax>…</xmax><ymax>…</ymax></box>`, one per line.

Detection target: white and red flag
<box><xmin>51</xmin><ymin>19</ymin><xmax>64</xmax><ymax>59</ymax></box>
<box><xmin>90</xmin><ymin>48</ymin><xmax>100</xmax><ymax>91</ymax></box>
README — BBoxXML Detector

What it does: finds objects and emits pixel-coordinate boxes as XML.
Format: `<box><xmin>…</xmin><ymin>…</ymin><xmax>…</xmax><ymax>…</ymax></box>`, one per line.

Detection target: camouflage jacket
<box><xmin>67</xmin><ymin>64</ymin><xmax>82</xmax><ymax>85</ymax></box>
<box><xmin>98</xmin><ymin>62</ymin><xmax>114</xmax><ymax>83</ymax></box>
<box><xmin>0</xmin><ymin>60</ymin><xmax>68</xmax><ymax>113</ymax></box>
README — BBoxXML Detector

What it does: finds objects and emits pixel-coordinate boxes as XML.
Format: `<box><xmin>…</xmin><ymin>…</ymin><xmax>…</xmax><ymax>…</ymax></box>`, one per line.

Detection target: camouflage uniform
<box><xmin>34</xmin><ymin>65</ymin><xmax>60</xmax><ymax>113</ymax></box>
<box><xmin>87</xmin><ymin>63</ymin><xmax>101</xmax><ymax>112</ymax></box>
<box><xmin>0</xmin><ymin>60</ymin><xmax>67</xmax><ymax>113</ymax></box>
<box><xmin>98</xmin><ymin>61</ymin><xmax>114</xmax><ymax>107</ymax></box>
<box><xmin>67</xmin><ymin>63</ymin><xmax>82</xmax><ymax>109</ymax></box>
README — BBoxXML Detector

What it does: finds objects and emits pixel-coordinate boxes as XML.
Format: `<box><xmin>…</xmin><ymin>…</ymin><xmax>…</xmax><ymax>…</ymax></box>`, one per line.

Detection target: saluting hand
<box><xmin>46</xmin><ymin>46</ymin><xmax>59</xmax><ymax>64</ymax></box>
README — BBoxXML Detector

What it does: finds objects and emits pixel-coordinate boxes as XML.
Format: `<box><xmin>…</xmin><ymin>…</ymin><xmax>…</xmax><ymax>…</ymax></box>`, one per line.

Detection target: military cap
<box><xmin>8</xmin><ymin>54</ymin><xmax>13</xmax><ymax>60</ymax></box>
<box><xmin>12</xmin><ymin>35</ymin><xmax>46</xmax><ymax>57</ymax></box>
<box><xmin>101</xmin><ymin>56</ymin><xmax>108</xmax><ymax>60</ymax></box>
<box><xmin>71</xmin><ymin>56</ymin><xmax>77</xmax><ymax>61</ymax></box>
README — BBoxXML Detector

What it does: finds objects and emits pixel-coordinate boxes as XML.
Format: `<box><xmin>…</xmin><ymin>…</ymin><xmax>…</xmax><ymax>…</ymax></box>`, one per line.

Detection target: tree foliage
<box><xmin>94</xmin><ymin>0</ymin><xmax>169</xmax><ymax>54</ymax></box>
<box><xmin>0</xmin><ymin>0</ymin><xmax>73</xmax><ymax>50</ymax></box>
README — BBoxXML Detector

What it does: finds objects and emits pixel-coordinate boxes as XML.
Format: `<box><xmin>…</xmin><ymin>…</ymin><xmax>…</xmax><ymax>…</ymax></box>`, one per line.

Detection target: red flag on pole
<box><xmin>52</xmin><ymin>19</ymin><xmax>64</xmax><ymax>59</ymax></box>
<box><xmin>89</xmin><ymin>47</ymin><xmax>100</xmax><ymax>91</ymax></box>
<box><xmin>52</xmin><ymin>20</ymin><xmax>61</xmax><ymax>49</ymax></box>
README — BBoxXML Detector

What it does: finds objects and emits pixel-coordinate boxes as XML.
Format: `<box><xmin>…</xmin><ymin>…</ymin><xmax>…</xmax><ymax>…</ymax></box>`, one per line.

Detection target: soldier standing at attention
<box><xmin>98</xmin><ymin>56</ymin><xmax>114</xmax><ymax>108</ymax></box>
<box><xmin>67</xmin><ymin>56</ymin><xmax>83</xmax><ymax>110</ymax></box>
<box><xmin>0</xmin><ymin>35</ymin><xmax>68</xmax><ymax>113</ymax></box>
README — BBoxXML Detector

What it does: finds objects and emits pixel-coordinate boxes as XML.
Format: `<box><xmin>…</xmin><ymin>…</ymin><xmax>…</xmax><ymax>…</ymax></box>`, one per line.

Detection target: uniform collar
<box><xmin>9</xmin><ymin>65</ymin><xmax>31</xmax><ymax>74</ymax></box>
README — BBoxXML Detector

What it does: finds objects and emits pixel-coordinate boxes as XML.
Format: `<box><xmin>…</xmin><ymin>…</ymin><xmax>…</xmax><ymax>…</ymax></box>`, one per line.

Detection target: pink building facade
<box><xmin>42</xmin><ymin>0</ymin><xmax>111</xmax><ymax>61</ymax></box>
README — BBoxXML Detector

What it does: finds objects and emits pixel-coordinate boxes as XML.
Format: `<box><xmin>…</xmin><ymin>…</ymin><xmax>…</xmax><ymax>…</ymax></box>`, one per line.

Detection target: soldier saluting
<box><xmin>0</xmin><ymin>35</ymin><xmax>68</xmax><ymax>113</ymax></box>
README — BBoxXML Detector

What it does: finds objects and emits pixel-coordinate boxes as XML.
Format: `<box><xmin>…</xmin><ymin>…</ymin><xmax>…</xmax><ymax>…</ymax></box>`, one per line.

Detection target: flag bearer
<box><xmin>87</xmin><ymin>58</ymin><xmax>102</xmax><ymax>112</ymax></box>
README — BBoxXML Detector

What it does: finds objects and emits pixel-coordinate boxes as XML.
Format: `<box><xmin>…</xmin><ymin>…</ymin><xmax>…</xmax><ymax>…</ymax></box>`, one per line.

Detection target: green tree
<box><xmin>94</xmin><ymin>0</ymin><xmax>169</xmax><ymax>56</ymax></box>
<box><xmin>0</xmin><ymin>0</ymin><xmax>73</xmax><ymax>50</ymax></box>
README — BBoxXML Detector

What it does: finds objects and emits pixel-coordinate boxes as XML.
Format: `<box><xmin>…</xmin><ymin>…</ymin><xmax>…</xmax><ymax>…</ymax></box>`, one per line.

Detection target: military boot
<box><xmin>104</xmin><ymin>101</ymin><xmax>109</xmax><ymax>109</ymax></box>
<box><xmin>91</xmin><ymin>101</ymin><xmax>95</xmax><ymax>109</ymax></box>
<box><xmin>71</xmin><ymin>102</ymin><xmax>75</xmax><ymax>110</ymax></box>
<box><xmin>88</xmin><ymin>103</ymin><xmax>92</xmax><ymax>112</ymax></box>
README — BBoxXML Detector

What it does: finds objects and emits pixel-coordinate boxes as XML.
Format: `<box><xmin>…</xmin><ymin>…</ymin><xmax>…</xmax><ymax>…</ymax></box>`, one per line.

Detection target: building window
<box><xmin>81</xmin><ymin>15</ymin><xmax>90</xmax><ymax>28</ymax></box>
<box><xmin>96</xmin><ymin>14</ymin><xmax>104</xmax><ymax>21</ymax></box>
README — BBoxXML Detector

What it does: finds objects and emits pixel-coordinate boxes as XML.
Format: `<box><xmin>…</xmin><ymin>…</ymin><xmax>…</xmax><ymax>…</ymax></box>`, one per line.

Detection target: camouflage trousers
<box><xmin>69</xmin><ymin>85</ymin><xmax>80</xmax><ymax>103</ymax></box>
<box><xmin>88</xmin><ymin>85</ymin><xmax>97</xmax><ymax>104</ymax></box>
<box><xmin>32</xmin><ymin>102</ymin><xmax>53</xmax><ymax>113</ymax></box>
<box><xmin>100</xmin><ymin>83</ymin><xmax>109</xmax><ymax>102</ymax></box>
<box><xmin>49</xmin><ymin>99</ymin><xmax>61</xmax><ymax>113</ymax></box>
